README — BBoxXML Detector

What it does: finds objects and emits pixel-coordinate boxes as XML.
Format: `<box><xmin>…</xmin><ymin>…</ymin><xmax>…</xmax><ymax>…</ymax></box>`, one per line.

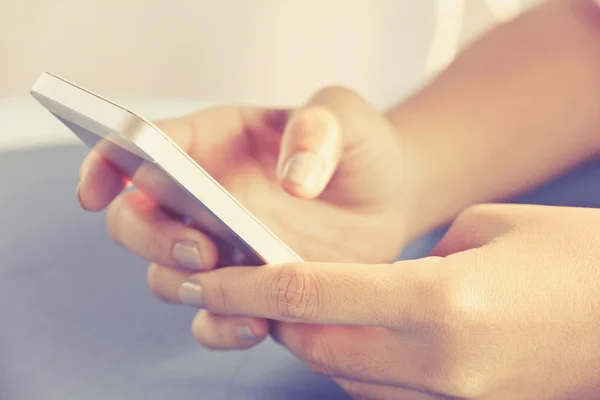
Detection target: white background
<box><xmin>0</xmin><ymin>0</ymin><xmax>538</xmax><ymax>151</ymax></box>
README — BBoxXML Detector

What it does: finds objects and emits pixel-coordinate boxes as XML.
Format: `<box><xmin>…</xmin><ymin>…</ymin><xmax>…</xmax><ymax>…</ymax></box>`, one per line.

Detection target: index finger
<box><xmin>77</xmin><ymin>115</ymin><xmax>195</xmax><ymax>211</ymax></box>
<box><xmin>77</xmin><ymin>151</ymin><xmax>127</xmax><ymax>211</ymax></box>
<box><xmin>177</xmin><ymin>259</ymin><xmax>446</xmax><ymax>328</ymax></box>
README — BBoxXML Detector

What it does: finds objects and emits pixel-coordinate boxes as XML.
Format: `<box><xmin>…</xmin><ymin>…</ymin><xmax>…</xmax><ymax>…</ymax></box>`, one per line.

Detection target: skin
<box><xmin>77</xmin><ymin>0</ymin><xmax>600</xmax><ymax>398</ymax></box>
<box><xmin>386</xmin><ymin>0</ymin><xmax>600</xmax><ymax>235</ymax></box>
<box><xmin>145</xmin><ymin>204</ymin><xmax>600</xmax><ymax>399</ymax></box>
<box><xmin>78</xmin><ymin>88</ymin><xmax>412</xmax><ymax>343</ymax></box>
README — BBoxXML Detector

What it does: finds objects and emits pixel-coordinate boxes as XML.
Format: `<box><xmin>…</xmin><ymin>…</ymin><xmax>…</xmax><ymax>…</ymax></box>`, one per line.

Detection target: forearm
<box><xmin>388</xmin><ymin>0</ymin><xmax>600</xmax><ymax>237</ymax></box>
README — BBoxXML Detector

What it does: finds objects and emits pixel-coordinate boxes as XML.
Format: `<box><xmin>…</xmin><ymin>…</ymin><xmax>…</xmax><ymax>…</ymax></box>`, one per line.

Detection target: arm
<box><xmin>387</xmin><ymin>0</ymin><xmax>600</xmax><ymax>237</ymax></box>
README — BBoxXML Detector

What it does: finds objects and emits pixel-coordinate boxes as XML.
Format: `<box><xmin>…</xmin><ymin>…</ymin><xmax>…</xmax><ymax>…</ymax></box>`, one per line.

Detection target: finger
<box><xmin>107</xmin><ymin>190</ymin><xmax>218</xmax><ymax>270</ymax></box>
<box><xmin>76</xmin><ymin>107</ymin><xmax>247</xmax><ymax>211</ymax></box>
<box><xmin>77</xmin><ymin>151</ymin><xmax>127</xmax><ymax>211</ymax></box>
<box><xmin>75</xmin><ymin>114</ymin><xmax>192</xmax><ymax>211</ymax></box>
<box><xmin>153</xmin><ymin>109</ymin><xmax>241</xmax><ymax>180</ymax></box>
<box><xmin>147</xmin><ymin>263</ymin><xmax>195</xmax><ymax>304</ymax></box>
<box><xmin>334</xmin><ymin>379</ymin><xmax>439</xmax><ymax>400</ymax></box>
<box><xmin>275</xmin><ymin>86</ymin><xmax>396</xmax><ymax>200</ymax></box>
<box><xmin>276</xmin><ymin>106</ymin><xmax>343</xmax><ymax>198</ymax></box>
<box><xmin>190</xmin><ymin>309</ymin><xmax>269</xmax><ymax>350</ymax></box>
<box><xmin>176</xmin><ymin>258</ymin><xmax>446</xmax><ymax>328</ymax></box>
<box><xmin>147</xmin><ymin>264</ymin><xmax>269</xmax><ymax>348</ymax></box>
<box><xmin>155</xmin><ymin>106</ymin><xmax>289</xmax><ymax>182</ymax></box>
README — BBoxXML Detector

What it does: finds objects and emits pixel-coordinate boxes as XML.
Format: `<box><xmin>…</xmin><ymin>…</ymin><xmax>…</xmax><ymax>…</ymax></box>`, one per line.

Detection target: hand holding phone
<box><xmin>31</xmin><ymin>72</ymin><xmax>409</xmax><ymax>348</ymax></box>
<box><xmin>30</xmin><ymin>72</ymin><xmax>302</xmax><ymax>266</ymax></box>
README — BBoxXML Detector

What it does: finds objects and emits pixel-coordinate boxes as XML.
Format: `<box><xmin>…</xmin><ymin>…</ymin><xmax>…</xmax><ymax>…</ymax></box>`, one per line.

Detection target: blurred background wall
<box><xmin>0</xmin><ymin>0</ymin><xmax>542</xmax><ymax>151</ymax></box>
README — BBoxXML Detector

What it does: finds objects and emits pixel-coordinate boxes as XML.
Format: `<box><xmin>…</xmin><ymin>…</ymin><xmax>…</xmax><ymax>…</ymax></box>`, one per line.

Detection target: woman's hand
<box><xmin>150</xmin><ymin>204</ymin><xmax>600</xmax><ymax>399</ymax></box>
<box><xmin>78</xmin><ymin>86</ymin><xmax>411</xmax><ymax>266</ymax></box>
<box><xmin>77</xmin><ymin>86</ymin><xmax>419</xmax><ymax>349</ymax></box>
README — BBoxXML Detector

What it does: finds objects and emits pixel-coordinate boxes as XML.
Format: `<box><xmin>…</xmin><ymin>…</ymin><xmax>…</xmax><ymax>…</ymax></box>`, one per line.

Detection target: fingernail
<box><xmin>173</xmin><ymin>240</ymin><xmax>203</xmax><ymax>270</ymax></box>
<box><xmin>178</xmin><ymin>280</ymin><xmax>204</xmax><ymax>308</ymax></box>
<box><xmin>237</xmin><ymin>324</ymin><xmax>258</xmax><ymax>341</ymax></box>
<box><xmin>281</xmin><ymin>151</ymin><xmax>325</xmax><ymax>187</ymax></box>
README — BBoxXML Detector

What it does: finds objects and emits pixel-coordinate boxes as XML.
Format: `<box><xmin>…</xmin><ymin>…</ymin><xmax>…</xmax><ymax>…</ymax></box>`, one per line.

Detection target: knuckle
<box><xmin>451</xmin><ymin>286</ymin><xmax>484</xmax><ymax>333</ymax></box>
<box><xmin>315</xmin><ymin>85</ymin><xmax>358</xmax><ymax>101</ymax></box>
<box><xmin>396</xmin><ymin>263</ymin><xmax>452</xmax><ymax>332</ymax></box>
<box><xmin>409</xmin><ymin>270</ymin><xmax>486</xmax><ymax>337</ymax></box>
<box><xmin>290</xmin><ymin>107</ymin><xmax>338</xmax><ymax>142</ymax></box>
<box><xmin>442</xmin><ymin>277</ymin><xmax>479</xmax><ymax>326</ymax></box>
<box><xmin>213</xmin><ymin>276</ymin><xmax>231</xmax><ymax>315</ymax></box>
<box><xmin>142</xmin><ymin>229</ymin><xmax>163</xmax><ymax>260</ymax></box>
<box><xmin>267</xmin><ymin>265</ymin><xmax>320</xmax><ymax>321</ymax></box>
<box><xmin>311</xmin><ymin>85</ymin><xmax>364</xmax><ymax>113</ymax></box>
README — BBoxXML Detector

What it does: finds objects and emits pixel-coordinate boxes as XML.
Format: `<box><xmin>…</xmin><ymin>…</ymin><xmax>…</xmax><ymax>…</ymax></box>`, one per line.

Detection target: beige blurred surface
<box><xmin>0</xmin><ymin>0</ymin><xmax>438</xmax><ymax>108</ymax></box>
<box><xmin>0</xmin><ymin>0</ymin><xmax>545</xmax><ymax>105</ymax></box>
<box><xmin>0</xmin><ymin>0</ymin><xmax>540</xmax><ymax>150</ymax></box>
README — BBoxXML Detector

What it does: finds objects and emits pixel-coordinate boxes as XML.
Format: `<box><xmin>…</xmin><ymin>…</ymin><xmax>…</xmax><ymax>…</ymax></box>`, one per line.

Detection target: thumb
<box><xmin>178</xmin><ymin>258</ymin><xmax>446</xmax><ymax>328</ymax></box>
<box><xmin>275</xmin><ymin>105</ymin><xmax>343</xmax><ymax>199</ymax></box>
<box><xmin>275</xmin><ymin>86</ymin><xmax>382</xmax><ymax>199</ymax></box>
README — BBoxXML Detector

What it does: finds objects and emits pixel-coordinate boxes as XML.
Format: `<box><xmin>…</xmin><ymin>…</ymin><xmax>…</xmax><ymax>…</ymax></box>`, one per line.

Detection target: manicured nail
<box><xmin>178</xmin><ymin>280</ymin><xmax>204</xmax><ymax>308</ymax></box>
<box><xmin>281</xmin><ymin>151</ymin><xmax>325</xmax><ymax>187</ymax></box>
<box><xmin>237</xmin><ymin>324</ymin><xmax>257</xmax><ymax>341</ymax></box>
<box><xmin>173</xmin><ymin>240</ymin><xmax>203</xmax><ymax>270</ymax></box>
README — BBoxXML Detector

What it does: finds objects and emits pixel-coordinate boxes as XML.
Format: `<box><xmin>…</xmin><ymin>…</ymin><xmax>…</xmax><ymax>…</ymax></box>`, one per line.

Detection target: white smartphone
<box><xmin>30</xmin><ymin>72</ymin><xmax>302</xmax><ymax>266</ymax></box>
